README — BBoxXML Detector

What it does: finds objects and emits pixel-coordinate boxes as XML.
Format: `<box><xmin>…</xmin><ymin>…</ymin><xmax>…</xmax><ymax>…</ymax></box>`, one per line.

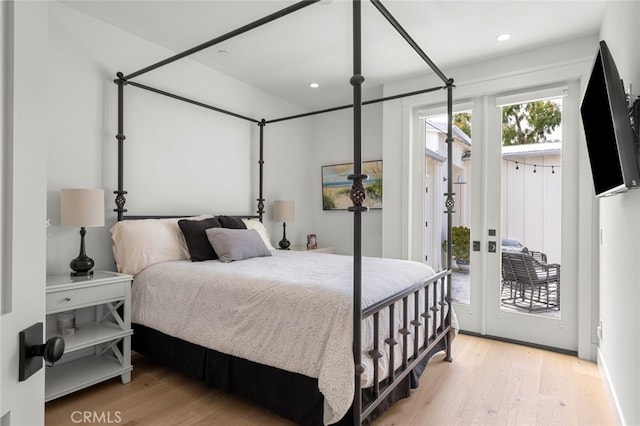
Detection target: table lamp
<box><xmin>272</xmin><ymin>200</ymin><xmax>295</xmax><ymax>250</ymax></box>
<box><xmin>60</xmin><ymin>188</ymin><xmax>105</xmax><ymax>277</ymax></box>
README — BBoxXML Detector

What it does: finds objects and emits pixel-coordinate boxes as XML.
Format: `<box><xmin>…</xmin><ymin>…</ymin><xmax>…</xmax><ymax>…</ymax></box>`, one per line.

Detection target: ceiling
<box><xmin>62</xmin><ymin>0</ymin><xmax>607</xmax><ymax>110</ymax></box>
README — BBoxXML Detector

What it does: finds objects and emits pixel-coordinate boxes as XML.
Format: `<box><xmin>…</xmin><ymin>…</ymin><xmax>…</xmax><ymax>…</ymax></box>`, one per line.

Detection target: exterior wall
<box><xmin>423</xmin><ymin>123</ymin><xmax>471</xmax><ymax>268</ymax></box>
<box><xmin>501</xmin><ymin>153</ymin><xmax>562</xmax><ymax>263</ymax></box>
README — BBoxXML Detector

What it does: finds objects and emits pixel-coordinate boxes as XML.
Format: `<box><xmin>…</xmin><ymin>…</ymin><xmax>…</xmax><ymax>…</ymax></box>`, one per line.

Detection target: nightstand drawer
<box><xmin>46</xmin><ymin>282</ymin><xmax>125</xmax><ymax>312</ymax></box>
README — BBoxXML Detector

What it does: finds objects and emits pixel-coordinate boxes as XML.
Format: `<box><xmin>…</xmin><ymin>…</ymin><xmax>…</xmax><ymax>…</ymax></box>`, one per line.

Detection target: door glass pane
<box><xmin>423</xmin><ymin>111</ymin><xmax>472</xmax><ymax>305</ymax></box>
<box><xmin>500</xmin><ymin>97</ymin><xmax>562</xmax><ymax>317</ymax></box>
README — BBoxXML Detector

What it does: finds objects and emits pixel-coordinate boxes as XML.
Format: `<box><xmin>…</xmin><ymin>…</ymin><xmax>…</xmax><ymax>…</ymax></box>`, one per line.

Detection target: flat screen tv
<box><xmin>581</xmin><ymin>40</ymin><xmax>640</xmax><ymax>197</ymax></box>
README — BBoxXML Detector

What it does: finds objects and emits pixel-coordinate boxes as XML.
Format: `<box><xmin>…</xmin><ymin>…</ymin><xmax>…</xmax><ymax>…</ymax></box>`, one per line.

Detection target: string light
<box><xmin>423</xmin><ymin>119</ymin><xmax>561</xmax><ymax>175</ymax></box>
<box><xmin>508</xmin><ymin>158</ymin><xmax>560</xmax><ymax>173</ymax></box>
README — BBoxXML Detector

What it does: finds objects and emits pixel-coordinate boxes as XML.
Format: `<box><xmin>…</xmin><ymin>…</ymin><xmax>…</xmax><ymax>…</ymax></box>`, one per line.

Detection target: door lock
<box><xmin>488</xmin><ymin>241</ymin><xmax>497</xmax><ymax>253</ymax></box>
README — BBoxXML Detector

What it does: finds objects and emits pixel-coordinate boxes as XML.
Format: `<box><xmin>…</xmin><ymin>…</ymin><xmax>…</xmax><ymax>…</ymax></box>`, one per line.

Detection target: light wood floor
<box><xmin>45</xmin><ymin>334</ymin><xmax>615</xmax><ymax>425</ymax></box>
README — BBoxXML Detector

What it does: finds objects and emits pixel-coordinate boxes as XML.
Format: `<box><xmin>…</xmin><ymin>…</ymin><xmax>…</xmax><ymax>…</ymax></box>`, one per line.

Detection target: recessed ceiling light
<box><xmin>217</xmin><ymin>49</ymin><xmax>229</xmax><ymax>55</ymax></box>
<box><xmin>309</xmin><ymin>83</ymin><xmax>319</xmax><ymax>88</ymax></box>
<box><xmin>496</xmin><ymin>33</ymin><xmax>511</xmax><ymax>42</ymax></box>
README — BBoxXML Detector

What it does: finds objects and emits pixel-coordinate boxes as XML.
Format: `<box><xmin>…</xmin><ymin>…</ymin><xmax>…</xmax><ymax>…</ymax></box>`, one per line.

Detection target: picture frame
<box><xmin>307</xmin><ymin>234</ymin><xmax>317</xmax><ymax>250</ymax></box>
<box><xmin>321</xmin><ymin>160</ymin><xmax>382</xmax><ymax>210</ymax></box>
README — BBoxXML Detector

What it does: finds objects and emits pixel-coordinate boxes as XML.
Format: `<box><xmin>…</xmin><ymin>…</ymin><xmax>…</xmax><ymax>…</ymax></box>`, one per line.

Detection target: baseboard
<box><xmin>597</xmin><ymin>347</ymin><xmax>626</xmax><ymax>425</ymax></box>
<box><xmin>459</xmin><ymin>330</ymin><xmax>577</xmax><ymax>356</ymax></box>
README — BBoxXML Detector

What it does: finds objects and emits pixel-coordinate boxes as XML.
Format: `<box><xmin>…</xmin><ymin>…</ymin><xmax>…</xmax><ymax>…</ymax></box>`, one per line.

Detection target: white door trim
<box><xmin>1</xmin><ymin>2</ymin><xmax>48</xmax><ymax>423</ymax></box>
<box><xmin>393</xmin><ymin>60</ymin><xmax>597</xmax><ymax>359</ymax></box>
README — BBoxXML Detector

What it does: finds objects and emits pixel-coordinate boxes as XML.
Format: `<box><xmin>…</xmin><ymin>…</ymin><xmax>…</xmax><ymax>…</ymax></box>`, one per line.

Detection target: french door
<box><xmin>422</xmin><ymin>83</ymin><xmax>580</xmax><ymax>351</ymax></box>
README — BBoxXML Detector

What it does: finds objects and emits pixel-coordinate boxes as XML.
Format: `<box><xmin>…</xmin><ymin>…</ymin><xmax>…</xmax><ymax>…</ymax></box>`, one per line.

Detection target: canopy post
<box><xmin>349</xmin><ymin>0</ymin><xmax>368</xmax><ymax>424</ymax></box>
<box><xmin>114</xmin><ymin>72</ymin><xmax>128</xmax><ymax>221</ymax></box>
<box><xmin>257</xmin><ymin>119</ymin><xmax>266</xmax><ymax>222</ymax></box>
<box><xmin>445</xmin><ymin>81</ymin><xmax>455</xmax><ymax>362</ymax></box>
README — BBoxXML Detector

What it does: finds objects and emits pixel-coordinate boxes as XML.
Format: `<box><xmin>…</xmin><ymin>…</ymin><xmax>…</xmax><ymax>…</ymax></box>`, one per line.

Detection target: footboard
<box><xmin>356</xmin><ymin>269</ymin><xmax>452</xmax><ymax>422</ymax></box>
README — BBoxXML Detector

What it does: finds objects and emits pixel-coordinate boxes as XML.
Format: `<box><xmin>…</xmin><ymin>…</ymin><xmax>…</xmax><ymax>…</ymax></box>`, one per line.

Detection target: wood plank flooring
<box><xmin>45</xmin><ymin>334</ymin><xmax>615</xmax><ymax>425</ymax></box>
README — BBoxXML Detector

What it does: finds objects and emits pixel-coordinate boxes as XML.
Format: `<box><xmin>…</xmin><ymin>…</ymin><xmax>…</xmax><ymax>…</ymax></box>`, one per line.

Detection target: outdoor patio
<box><xmin>450</xmin><ymin>270</ymin><xmax>560</xmax><ymax>318</ymax></box>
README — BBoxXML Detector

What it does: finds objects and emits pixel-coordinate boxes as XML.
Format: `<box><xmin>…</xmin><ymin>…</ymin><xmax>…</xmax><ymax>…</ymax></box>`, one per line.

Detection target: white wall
<box><xmin>310</xmin><ymin>98</ymin><xmax>383</xmax><ymax>256</ymax></box>
<box><xmin>46</xmin><ymin>2</ymin><xmax>313</xmax><ymax>275</ymax></box>
<box><xmin>596</xmin><ymin>2</ymin><xmax>640</xmax><ymax>424</ymax></box>
<box><xmin>262</xmin><ymin>116</ymin><xmax>315</xmax><ymax>248</ymax></box>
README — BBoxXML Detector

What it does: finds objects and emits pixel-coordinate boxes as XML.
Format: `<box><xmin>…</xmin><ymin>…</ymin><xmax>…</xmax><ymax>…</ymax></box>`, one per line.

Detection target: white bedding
<box><xmin>131</xmin><ymin>250</ymin><xmax>451</xmax><ymax>424</ymax></box>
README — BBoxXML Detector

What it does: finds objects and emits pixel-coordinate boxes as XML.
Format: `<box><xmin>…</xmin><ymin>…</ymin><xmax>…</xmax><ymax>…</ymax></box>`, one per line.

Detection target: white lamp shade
<box><xmin>272</xmin><ymin>200</ymin><xmax>295</xmax><ymax>222</ymax></box>
<box><xmin>60</xmin><ymin>189</ymin><xmax>105</xmax><ymax>227</ymax></box>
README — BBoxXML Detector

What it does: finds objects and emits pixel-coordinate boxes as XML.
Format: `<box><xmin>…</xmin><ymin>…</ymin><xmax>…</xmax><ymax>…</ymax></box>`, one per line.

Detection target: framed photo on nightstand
<box><xmin>307</xmin><ymin>234</ymin><xmax>317</xmax><ymax>250</ymax></box>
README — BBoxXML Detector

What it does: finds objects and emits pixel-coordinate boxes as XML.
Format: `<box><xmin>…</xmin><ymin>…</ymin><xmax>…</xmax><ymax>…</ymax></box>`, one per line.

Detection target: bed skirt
<box><xmin>132</xmin><ymin>323</ymin><xmax>447</xmax><ymax>425</ymax></box>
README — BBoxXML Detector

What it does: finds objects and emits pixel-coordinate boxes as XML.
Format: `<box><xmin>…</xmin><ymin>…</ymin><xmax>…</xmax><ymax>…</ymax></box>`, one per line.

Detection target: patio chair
<box><xmin>502</xmin><ymin>251</ymin><xmax>560</xmax><ymax>312</ymax></box>
<box><xmin>501</xmin><ymin>251</ymin><xmax>521</xmax><ymax>302</ymax></box>
<box><xmin>529</xmin><ymin>250</ymin><xmax>548</xmax><ymax>264</ymax></box>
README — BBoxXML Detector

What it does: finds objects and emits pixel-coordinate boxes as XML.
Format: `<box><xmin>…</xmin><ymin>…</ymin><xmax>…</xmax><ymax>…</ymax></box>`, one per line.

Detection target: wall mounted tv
<box><xmin>580</xmin><ymin>40</ymin><xmax>640</xmax><ymax>197</ymax></box>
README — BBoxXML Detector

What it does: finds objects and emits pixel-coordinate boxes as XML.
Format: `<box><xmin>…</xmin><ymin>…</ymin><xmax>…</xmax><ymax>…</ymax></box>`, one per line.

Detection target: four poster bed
<box><xmin>109</xmin><ymin>1</ymin><xmax>456</xmax><ymax>424</ymax></box>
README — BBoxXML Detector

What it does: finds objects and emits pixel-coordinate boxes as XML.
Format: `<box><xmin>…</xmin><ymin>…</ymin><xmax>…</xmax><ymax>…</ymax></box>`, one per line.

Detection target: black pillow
<box><xmin>178</xmin><ymin>217</ymin><xmax>222</xmax><ymax>261</ymax></box>
<box><xmin>217</xmin><ymin>215</ymin><xmax>247</xmax><ymax>229</ymax></box>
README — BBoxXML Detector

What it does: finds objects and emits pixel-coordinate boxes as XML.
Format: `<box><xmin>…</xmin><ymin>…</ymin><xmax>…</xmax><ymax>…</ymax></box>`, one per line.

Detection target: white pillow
<box><xmin>242</xmin><ymin>218</ymin><xmax>276</xmax><ymax>250</ymax></box>
<box><xmin>110</xmin><ymin>216</ymin><xmax>211</xmax><ymax>275</ymax></box>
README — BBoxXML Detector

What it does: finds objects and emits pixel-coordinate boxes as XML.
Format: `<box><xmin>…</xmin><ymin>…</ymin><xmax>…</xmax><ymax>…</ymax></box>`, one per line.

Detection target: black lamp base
<box><xmin>70</xmin><ymin>227</ymin><xmax>95</xmax><ymax>277</ymax></box>
<box><xmin>278</xmin><ymin>222</ymin><xmax>290</xmax><ymax>250</ymax></box>
<box><xmin>278</xmin><ymin>239</ymin><xmax>290</xmax><ymax>250</ymax></box>
<box><xmin>70</xmin><ymin>255</ymin><xmax>95</xmax><ymax>277</ymax></box>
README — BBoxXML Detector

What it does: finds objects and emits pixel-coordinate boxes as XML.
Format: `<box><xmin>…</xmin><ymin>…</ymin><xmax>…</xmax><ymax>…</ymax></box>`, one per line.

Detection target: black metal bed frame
<box><xmin>113</xmin><ymin>1</ymin><xmax>455</xmax><ymax>424</ymax></box>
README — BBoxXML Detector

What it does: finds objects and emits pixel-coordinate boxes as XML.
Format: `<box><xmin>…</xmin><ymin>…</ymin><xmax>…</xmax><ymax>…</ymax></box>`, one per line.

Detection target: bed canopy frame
<box><xmin>113</xmin><ymin>0</ymin><xmax>455</xmax><ymax>424</ymax></box>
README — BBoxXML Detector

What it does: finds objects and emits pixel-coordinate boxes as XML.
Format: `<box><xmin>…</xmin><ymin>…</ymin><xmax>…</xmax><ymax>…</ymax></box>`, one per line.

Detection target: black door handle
<box><xmin>31</xmin><ymin>336</ymin><xmax>65</xmax><ymax>366</ymax></box>
<box><xmin>19</xmin><ymin>323</ymin><xmax>66</xmax><ymax>381</ymax></box>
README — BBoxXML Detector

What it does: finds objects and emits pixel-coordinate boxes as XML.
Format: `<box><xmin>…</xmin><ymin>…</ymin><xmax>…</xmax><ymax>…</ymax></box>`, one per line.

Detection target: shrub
<box><xmin>442</xmin><ymin>226</ymin><xmax>470</xmax><ymax>262</ymax></box>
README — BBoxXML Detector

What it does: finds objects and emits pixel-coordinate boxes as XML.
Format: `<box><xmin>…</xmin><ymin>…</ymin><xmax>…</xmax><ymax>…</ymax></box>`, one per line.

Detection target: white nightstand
<box><xmin>45</xmin><ymin>271</ymin><xmax>133</xmax><ymax>402</ymax></box>
<box><xmin>291</xmin><ymin>245</ymin><xmax>335</xmax><ymax>254</ymax></box>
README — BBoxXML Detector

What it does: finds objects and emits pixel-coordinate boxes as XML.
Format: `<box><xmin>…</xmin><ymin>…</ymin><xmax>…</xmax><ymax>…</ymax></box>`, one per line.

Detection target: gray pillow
<box><xmin>205</xmin><ymin>228</ymin><xmax>272</xmax><ymax>263</ymax></box>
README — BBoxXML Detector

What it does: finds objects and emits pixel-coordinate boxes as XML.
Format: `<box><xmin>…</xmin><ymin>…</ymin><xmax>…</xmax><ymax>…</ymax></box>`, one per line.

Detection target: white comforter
<box><xmin>132</xmin><ymin>250</ymin><xmax>448</xmax><ymax>424</ymax></box>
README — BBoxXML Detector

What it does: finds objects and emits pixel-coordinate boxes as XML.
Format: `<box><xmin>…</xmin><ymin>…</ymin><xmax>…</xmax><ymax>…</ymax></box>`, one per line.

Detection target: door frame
<box><xmin>393</xmin><ymin>58</ymin><xmax>599</xmax><ymax>359</ymax></box>
<box><xmin>481</xmin><ymin>84</ymin><xmax>580</xmax><ymax>351</ymax></box>
<box><xmin>1</xmin><ymin>1</ymin><xmax>48</xmax><ymax>424</ymax></box>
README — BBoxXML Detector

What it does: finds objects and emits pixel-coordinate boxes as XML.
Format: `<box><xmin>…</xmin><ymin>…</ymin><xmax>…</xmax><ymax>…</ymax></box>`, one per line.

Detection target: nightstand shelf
<box><xmin>46</xmin><ymin>322</ymin><xmax>132</xmax><ymax>352</ymax></box>
<box><xmin>45</xmin><ymin>271</ymin><xmax>133</xmax><ymax>402</ymax></box>
<box><xmin>45</xmin><ymin>355</ymin><xmax>132</xmax><ymax>402</ymax></box>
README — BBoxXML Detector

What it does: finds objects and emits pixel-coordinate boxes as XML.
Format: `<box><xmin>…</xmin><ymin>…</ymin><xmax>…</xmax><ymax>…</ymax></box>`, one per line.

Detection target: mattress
<box><xmin>131</xmin><ymin>250</ymin><xmax>448</xmax><ymax>424</ymax></box>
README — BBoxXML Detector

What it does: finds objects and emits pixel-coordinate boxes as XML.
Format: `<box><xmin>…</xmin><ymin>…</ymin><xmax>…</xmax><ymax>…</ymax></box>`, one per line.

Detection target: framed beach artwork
<box><xmin>321</xmin><ymin>160</ymin><xmax>382</xmax><ymax>210</ymax></box>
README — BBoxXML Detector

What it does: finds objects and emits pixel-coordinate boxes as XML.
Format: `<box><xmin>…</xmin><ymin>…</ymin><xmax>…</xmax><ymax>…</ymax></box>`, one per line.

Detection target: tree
<box><xmin>502</xmin><ymin>100</ymin><xmax>561</xmax><ymax>146</ymax></box>
<box><xmin>454</xmin><ymin>112</ymin><xmax>471</xmax><ymax>138</ymax></box>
